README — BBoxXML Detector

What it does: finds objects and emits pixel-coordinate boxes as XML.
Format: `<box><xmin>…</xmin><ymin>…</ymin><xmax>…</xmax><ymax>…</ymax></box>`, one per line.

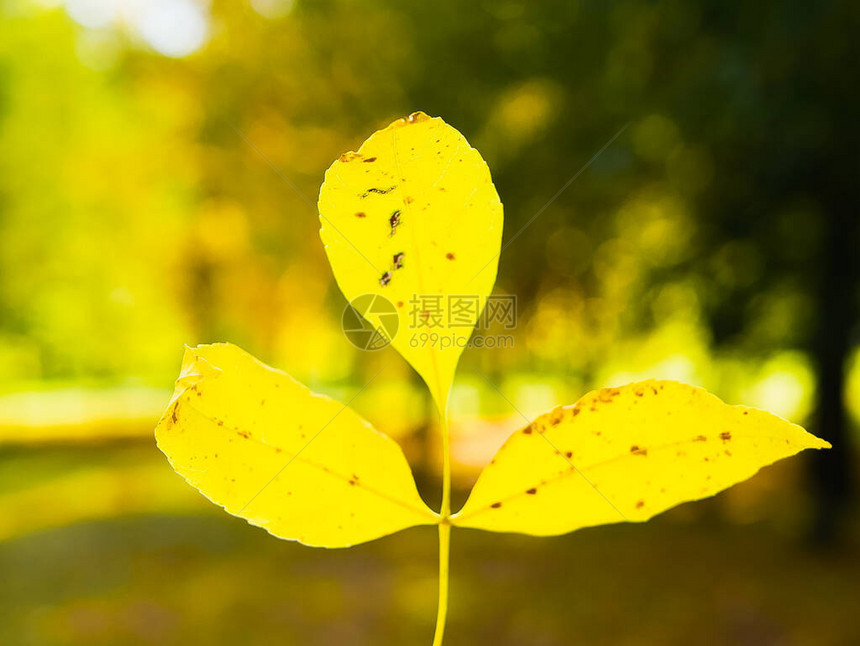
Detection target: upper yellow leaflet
<box><xmin>155</xmin><ymin>343</ymin><xmax>437</xmax><ymax>547</ymax></box>
<box><xmin>452</xmin><ymin>380</ymin><xmax>830</xmax><ymax>536</ymax></box>
<box><xmin>318</xmin><ymin>112</ymin><xmax>503</xmax><ymax>409</ymax></box>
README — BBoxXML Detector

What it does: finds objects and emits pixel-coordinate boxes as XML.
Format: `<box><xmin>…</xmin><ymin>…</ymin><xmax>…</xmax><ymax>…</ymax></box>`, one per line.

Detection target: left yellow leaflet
<box><xmin>155</xmin><ymin>343</ymin><xmax>437</xmax><ymax>547</ymax></box>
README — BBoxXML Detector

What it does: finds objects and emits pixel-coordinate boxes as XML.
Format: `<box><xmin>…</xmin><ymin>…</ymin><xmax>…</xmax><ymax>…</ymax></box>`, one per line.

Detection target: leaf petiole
<box><xmin>432</xmin><ymin>406</ymin><xmax>452</xmax><ymax>646</ymax></box>
<box><xmin>432</xmin><ymin>522</ymin><xmax>451</xmax><ymax>646</ymax></box>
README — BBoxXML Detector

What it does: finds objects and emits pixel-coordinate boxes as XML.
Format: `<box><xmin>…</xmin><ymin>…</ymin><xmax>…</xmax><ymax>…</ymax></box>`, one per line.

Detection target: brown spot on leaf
<box><xmin>392</xmin><ymin>252</ymin><xmax>404</xmax><ymax>269</ymax></box>
<box><xmin>565</xmin><ymin>451</ymin><xmax>573</xmax><ymax>458</ymax></box>
<box><xmin>720</xmin><ymin>431</ymin><xmax>732</xmax><ymax>441</ymax></box>
<box><xmin>396</xmin><ymin>301</ymin><xmax>404</xmax><ymax>308</ymax></box>
<box><xmin>355</xmin><ymin>211</ymin><xmax>367</xmax><ymax>218</ymax></box>
<box><xmin>635</xmin><ymin>500</ymin><xmax>645</xmax><ymax>509</ymax></box>
<box><xmin>363</xmin><ymin>157</ymin><xmax>377</xmax><ymax>163</ymax></box>
<box><xmin>389</xmin><ymin>210</ymin><xmax>401</xmax><ymax>236</ymax></box>
<box><xmin>446</xmin><ymin>252</ymin><xmax>455</xmax><ymax>260</ymax></box>
<box><xmin>379</xmin><ymin>271</ymin><xmax>392</xmax><ymax>287</ymax></box>
<box><xmin>526</xmin><ymin>488</ymin><xmax>537</xmax><ymax>495</ymax></box>
<box><xmin>598</xmin><ymin>389</ymin><xmax>620</xmax><ymax>403</ymax></box>
<box><xmin>361</xmin><ymin>186</ymin><xmax>396</xmax><ymax>198</ymax></box>
<box><xmin>171</xmin><ymin>409</ymin><xmax>178</xmax><ymax>424</ymax></box>
<box><xmin>523</xmin><ymin>425</ymin><xmax>533</xmax><ymax>435</ymax></box>
<box><xmin>694</xmin><ymin>435</ymin><xmax>707</xmax><ymax>442</ymax></box>
<box><xmin>631</xmin><ymin>445</ymin><xmax>648</xmax><ymax>456</ymax></box>
<box><xmin>238</xmin><ymin>430</ymin><xmax>251</xmax><ymax>439</ymax></box>
<box><xmin>491</xmin><ymin>502</ymin><xmax>502</xmax><ymax>509</ymax></box>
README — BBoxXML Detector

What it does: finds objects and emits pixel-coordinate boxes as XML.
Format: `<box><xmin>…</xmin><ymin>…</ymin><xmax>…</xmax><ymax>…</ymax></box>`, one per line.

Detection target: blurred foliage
<box><xmin>0</xmin><ymin>1</ymin><xmax>857</xmax><ymax>427</ymax></box>
<box><xmin>1</xmin><ymin>1</ymin><xmax>858</xmax><ymax>415</ymax></box>
<box><xmin>0</xmin><ymin>0</ymin><xmax>858</xmax><ymax>643</ymax></box>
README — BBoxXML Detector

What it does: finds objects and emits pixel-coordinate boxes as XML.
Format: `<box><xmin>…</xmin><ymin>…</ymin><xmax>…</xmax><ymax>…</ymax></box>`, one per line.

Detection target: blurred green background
<box><xmin>1</xmin><ymin>0</ymin><xmax>858</xmax><ymax>644</ymax></box>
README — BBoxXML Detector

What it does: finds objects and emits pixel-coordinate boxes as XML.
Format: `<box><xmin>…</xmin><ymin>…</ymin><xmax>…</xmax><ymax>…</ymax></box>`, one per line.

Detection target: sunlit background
<box><xmin>1</xmin><ymin>0</ymin><xmax>858</xmax><ymax>644</ymax></box>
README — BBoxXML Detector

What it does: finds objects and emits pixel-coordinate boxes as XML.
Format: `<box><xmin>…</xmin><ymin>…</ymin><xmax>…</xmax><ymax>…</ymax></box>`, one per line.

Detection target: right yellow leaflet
<box><xmin>452</xmin><ymin>380</ymin><xmax>830</xmax><ymax>535</ymax></box>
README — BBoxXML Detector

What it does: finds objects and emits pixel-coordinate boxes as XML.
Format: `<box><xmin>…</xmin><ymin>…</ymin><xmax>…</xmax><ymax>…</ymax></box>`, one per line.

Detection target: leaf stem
<box><xmin>432</xmin><ymin>407</ymin><xmax>452</xmax><ymax>646</ymax></box>
<box><xmin>439</xmin><ymin>408</ymin><xmax>451</xmax><ymax>518</ymax></box>
<box><xmin>432</xmin><ymin>521</ymin><xmax>451</xmax><ymax>646</ymax></box>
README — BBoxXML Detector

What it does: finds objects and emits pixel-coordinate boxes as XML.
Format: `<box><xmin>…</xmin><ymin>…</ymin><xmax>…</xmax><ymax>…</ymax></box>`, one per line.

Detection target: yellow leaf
<box><xmin>452</xmin><ymin>380</ymin><xmax>830</xmax><ymax>536</ymax></box>
<box><xmin>318</xmin><ymin>112</ymin><xmax>503</xmax><ymax>409</ymax></box>
<box><xmin>155</xmin><ymin>343</ymin><xmax>437</xmax><ymax>547</ymax></box>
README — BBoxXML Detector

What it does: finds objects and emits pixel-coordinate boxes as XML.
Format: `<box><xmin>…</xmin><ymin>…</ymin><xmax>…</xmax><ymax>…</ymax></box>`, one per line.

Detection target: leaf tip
<box><xmin>391</xmin><ymin>111</ymin><xmax>433</xmax><ymax>128</ymax></box>
<box><xmin>810</xmin><ymin>435</ymin><xmax>832</xmax><ymax>450</ymax></box>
